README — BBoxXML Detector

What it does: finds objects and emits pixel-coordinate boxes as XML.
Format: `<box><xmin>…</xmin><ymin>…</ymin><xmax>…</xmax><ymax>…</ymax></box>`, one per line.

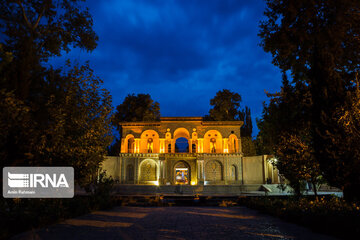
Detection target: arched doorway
<box><xmin>174</xmin><ymin>161</ymin><xmax>190</xmax><ymax>184</ymax></box>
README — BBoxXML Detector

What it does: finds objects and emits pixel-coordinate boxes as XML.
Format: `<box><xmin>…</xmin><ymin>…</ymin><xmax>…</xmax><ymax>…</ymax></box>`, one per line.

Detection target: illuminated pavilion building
<box><xmin>102</xmin><ymin>117</ymin><xmax>279</xmax><ymax>188</ymax></box>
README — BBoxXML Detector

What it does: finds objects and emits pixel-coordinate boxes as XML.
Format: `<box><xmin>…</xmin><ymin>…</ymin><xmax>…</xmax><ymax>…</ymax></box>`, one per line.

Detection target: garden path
<box><xmin>12</xmin><ymin>206</ymin><xmax>338</xmax><ymax>240</ymax></box>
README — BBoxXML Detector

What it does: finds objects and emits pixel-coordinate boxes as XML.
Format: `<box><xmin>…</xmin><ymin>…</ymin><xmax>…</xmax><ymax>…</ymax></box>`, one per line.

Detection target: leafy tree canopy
<box><xmin>0</xmin><ymin>0</ymin><xmax>98</xmax><ymax>99</ymax></box>
<box><xmin>259</xmin><ymin>0</ymin><xmax>360</xmax><ymax>201</ymax></box>
<box><xmin>112</xmin><ymin>93</ymin><xmax>160</xmax><ymax>127</ymax></box>
<box><xmin>208</xmin><ymin>89</ymin><xmax>242</xmax><ymax>121</ymax></box>
<box><xmin>0</xmin><ymin>0</ymin><xmax>112</xmax><ymax>186</ymax></box>
<box><xmin>207</xmin><ymin>89</ymin><xmax>255</xmax><ymax>155</ymax></box>
<box><xmin>109</xmin><ymin>93</ymin><xmax>160</xmax><ymax>155</ymax></box>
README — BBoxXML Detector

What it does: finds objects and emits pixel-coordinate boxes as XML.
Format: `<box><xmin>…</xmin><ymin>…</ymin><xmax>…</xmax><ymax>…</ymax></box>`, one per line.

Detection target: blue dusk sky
<box><xmin>50</xmin><ymin>0</ymin><xmax>283</xmax><ymax>136</ymax></box>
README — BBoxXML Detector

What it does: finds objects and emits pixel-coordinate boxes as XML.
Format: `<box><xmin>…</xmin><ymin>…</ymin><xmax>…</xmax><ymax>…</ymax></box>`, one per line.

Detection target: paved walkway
<box><xmin>12</xmin><ymin>206</ymin><xmax>337</xmax><ymax>240</ymax></box>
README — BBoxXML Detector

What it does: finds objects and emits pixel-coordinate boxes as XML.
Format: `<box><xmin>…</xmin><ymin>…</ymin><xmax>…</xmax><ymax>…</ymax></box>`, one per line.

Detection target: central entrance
<box><xmin>174</xmin><ymin>161</ymin><xmax>190</xmax><ymax>184</ymax></box>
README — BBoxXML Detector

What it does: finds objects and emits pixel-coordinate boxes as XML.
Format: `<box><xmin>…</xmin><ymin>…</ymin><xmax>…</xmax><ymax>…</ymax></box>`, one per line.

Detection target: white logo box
<box><xmin>3</xmin><ymin>167</ymin><xmax>74</xmax><ymax>198</ymax></box>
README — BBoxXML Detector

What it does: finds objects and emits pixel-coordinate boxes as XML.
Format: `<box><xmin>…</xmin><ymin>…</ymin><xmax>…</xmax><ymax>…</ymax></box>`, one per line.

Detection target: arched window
<box><xmin>228</xmin><ymin>134</ymin><xmax>238</xmax><ymax>153</ymax></box>
<box><xmin>128</xmin><ymin>138</ymin><xmax>134</xmax><ymax>153</ymax></box>
<box><xmin>168</xmin><ymin>144</ymin><xmax>171</xmax><ymax>153</ymax></box>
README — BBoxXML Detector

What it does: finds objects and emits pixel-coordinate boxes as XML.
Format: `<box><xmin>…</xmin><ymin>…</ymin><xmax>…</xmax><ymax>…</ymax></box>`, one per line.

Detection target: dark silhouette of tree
<box><xmin>0</xmin><ymin>0</ymin><xmax>97</xmax><ymax>100</ymax></box>
<box><xmin>110</xmin><ymin>93</ymin><xmax>160</xmax><ymax>155</ymax></box>
<box><xmin>241</xmin><ymin>106</ymin><xmax>253</xmax><ymax>138</ymax></box>
<box><xmin>0</xmin><ymin>0</ymin><xmax>112</xmax><ymax>186</ymax></box>
<box><xmin>208</xmin><ymin>89</ymin><xmax>242</xmax><ymax>121</ymax></box>
<box><xmin>257</xmin><ymin>73</ymin><xmax>321</xmax><ymax>196</ymax></box>
<box><xmin>334</xmin><ymin>75</ymin><xmax>360</xmax><ymax>200</ymax></box>
<box><xmin>112</xmin><ymin>93</ymin><xmax>160</xmax><ymax>127</ymax></box>
<box><xmin>207</xmin><ymin>89</ymin><xmax>256</xmax><ymax>156</ymax></box>
<box><xmin>259</xmin><ymin>0</ymin><xmax>360</xmax><ymax>201</ymax></box>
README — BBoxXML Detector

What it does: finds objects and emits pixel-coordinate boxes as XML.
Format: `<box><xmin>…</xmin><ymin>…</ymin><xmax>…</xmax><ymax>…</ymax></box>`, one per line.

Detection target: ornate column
<box><xmin>197</xmin><ymin>156</ymin><xmax>204</xmax><ymax>185</ymax></box>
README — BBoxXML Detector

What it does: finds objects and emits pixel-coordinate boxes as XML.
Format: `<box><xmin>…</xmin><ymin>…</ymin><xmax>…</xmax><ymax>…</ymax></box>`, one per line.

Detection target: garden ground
<box><xmin>12</xmin><ymin>206</ymin><xmax>337</xmax><ymax>240</ymax></box>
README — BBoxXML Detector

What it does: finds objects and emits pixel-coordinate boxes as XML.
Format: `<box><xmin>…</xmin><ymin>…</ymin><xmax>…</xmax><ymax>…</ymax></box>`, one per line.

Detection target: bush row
<box><xmin>239</xmin><ymin>196</ymin><xmax>360</xmax><ymax>239</ymax></box>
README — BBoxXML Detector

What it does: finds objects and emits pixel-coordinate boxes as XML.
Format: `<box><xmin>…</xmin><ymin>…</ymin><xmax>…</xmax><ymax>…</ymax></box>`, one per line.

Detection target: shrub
<box><xmin>239</xmin><ymin>196</ymin><xmax>360</xmax><ymax>239</ymax></box>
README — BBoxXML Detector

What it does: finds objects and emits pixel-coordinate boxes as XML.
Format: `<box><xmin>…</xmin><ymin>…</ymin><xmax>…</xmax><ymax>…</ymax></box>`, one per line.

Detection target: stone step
<box><xmin>112</xmin><ymin>184</ymin><xmax>266</xmax><ymax>195</ymax></box>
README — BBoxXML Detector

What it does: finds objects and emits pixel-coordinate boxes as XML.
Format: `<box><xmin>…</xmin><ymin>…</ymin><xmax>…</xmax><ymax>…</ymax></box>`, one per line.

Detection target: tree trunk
<box><xmin>312</xmin><ymin>181</ymin><xmax>318</xmax><ymax>199</ymax></box>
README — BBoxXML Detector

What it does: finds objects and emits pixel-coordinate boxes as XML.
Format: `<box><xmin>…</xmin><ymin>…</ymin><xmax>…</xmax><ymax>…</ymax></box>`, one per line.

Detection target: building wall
<box><xmin>242</xmin><ymin>156</ymin><xmax>265</xmax><ymax>184</ymax></box>
<box><xmin>101</xmin><ymin>153</ymin><xmax>278</xmax><ymax>186</ymax></box>
<box><xmin>100</xmin><ymin>156</ymin><xmax>121</xmax><ymax>180</ymax></box>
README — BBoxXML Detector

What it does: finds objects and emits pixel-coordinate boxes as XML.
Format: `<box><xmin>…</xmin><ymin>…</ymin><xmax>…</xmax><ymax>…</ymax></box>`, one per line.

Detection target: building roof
<box><xmin>120</xmin><ymin>117</ymin><xmax>243</xmax><ymax>127</ymax></box>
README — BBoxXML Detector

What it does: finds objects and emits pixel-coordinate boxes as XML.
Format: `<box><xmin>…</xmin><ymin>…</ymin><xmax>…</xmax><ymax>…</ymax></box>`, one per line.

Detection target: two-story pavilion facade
<box><xmin>102</xmin><ymin>117</ymin><xmax>279</xmax><ymax>186</ymax></box>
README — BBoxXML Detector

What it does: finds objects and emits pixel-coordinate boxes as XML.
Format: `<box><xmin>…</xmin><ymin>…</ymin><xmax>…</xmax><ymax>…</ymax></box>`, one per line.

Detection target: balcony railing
<box><xmin>119</xmin><ymin>152</ymin><xmax>243</xmax><ymax>158</ymax></box>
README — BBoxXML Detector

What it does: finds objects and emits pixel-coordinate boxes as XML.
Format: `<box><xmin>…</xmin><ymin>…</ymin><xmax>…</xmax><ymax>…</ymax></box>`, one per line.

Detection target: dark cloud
<box><xmin>49</xmin><ymin>0</ymin><xmax>282</xmax><ymax>136</ymax></box>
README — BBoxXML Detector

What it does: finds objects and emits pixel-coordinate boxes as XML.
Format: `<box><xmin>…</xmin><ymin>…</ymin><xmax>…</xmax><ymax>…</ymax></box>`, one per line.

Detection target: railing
<box><xmin>119</xmin><ymin>153</ymin><xmax>243</xmax><ymax>158</ymax></box>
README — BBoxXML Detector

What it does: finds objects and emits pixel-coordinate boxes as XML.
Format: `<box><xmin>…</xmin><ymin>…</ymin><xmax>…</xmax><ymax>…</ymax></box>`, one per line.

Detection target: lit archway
<box><xmin>204</xmin><ymin>130</ymin><xmax>223</xmax><ymax>153</ymax></box>
<box><xmin>173</xmin><ymin>128</ymin><xmax>190</xmax><ymax>153</ymax></box>
<box><xmin>228</xmin><ymin>134</ymin><xmax>238</xmax><ymax>153</ymax></box>
<box><xmin>175</xmin><ymin>137</ymin><xmax>189</xmax><ymax>153</ymax></box>
<box><xmin>124</xmin><ymin>134</ymin><xmax>135</xmax><ymax>153</ymax></box>
<box><xmin>174</xmin><ymin>161</ymin><xmax>190</xmax><ymax>184</ymax></box>
<box><xmin>140</xmin><ymin>130</ymin><xmax>159</xmax><ymax>153</ymax></box>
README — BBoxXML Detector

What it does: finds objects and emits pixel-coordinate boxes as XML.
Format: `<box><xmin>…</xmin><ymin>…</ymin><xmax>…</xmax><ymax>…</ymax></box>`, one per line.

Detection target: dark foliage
<box><xmin>259</xmin><ymin>0</ymin><xmax>360</xmax><ymax>201</ymax></box>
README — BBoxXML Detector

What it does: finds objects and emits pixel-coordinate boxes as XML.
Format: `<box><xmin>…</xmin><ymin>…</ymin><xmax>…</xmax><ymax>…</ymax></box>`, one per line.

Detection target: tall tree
<box><xmin>259</xmin><ymin>0</ymin><xmax>360</xmax><ymax>201</ymax></box>
<box><xmin>35</xmin><ymin>64</ymin><xmax>113</xmax><ymax>184</ymax></box>
<box><xmin>241</xmin><ymin>106</ymin><xmax>256</xmax><ymax>156</ymax></box>
<box><xmin>110</xmin><ymin>93</ymin><xmax>160</xmax><ymax>155</ymax></box>
<box><xmin>256</xmin><ymin>73</ymin><xmax>321</xmax><ymax>195</ymax></box>
<box><xmin>275</xmin><ymin>133</ymin><xmax>321</xmax><ymax>197</ymax></box>
<box><xmin>207</xmin><ymin>89</ymin><xmax>256</xmax><ymax>155</ymax></box>
<box><xmin>0</xmin><ymin>0</ymin><xmax>97</xmax><ymax>99</ymax></box>
<box><xmin>334</xmin><ymin>75</ymin><xmax>360</xmax><ymax>200</ymax></box>
<box><xmin>208</xmin><ymin>89</ymin><xmax>242</xmax><ymax>121</ymax></box>
<box><xmin>242</xmin><ymin>106</ymin><xmax>253</xmax><ymax>137</ymax></box>
<box><xmin>0</xmin><ymin>0</ymin><xmax>112</xmax><ymax>186</ymax></box>
<box><xmin>112</xmin><ymin>93</ymin><xmax>160</xmax><ymax>126</ymax></box>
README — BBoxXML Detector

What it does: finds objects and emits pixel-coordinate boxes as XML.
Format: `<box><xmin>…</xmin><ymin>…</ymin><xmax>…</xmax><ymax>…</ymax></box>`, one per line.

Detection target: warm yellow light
<box><xmin>223</xmin><ymin>148</ymin><xmax>229</xmax><ymax>153</ymax></box>
<box><xmin>191</xmin><ymin>181</ymin><xmax>196</xmax><ymax>185</ymax></box>
<box><xmin>154</xmin><ymin>181</ymin><xmax>159</xmax><ymax>186</ymax></box>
